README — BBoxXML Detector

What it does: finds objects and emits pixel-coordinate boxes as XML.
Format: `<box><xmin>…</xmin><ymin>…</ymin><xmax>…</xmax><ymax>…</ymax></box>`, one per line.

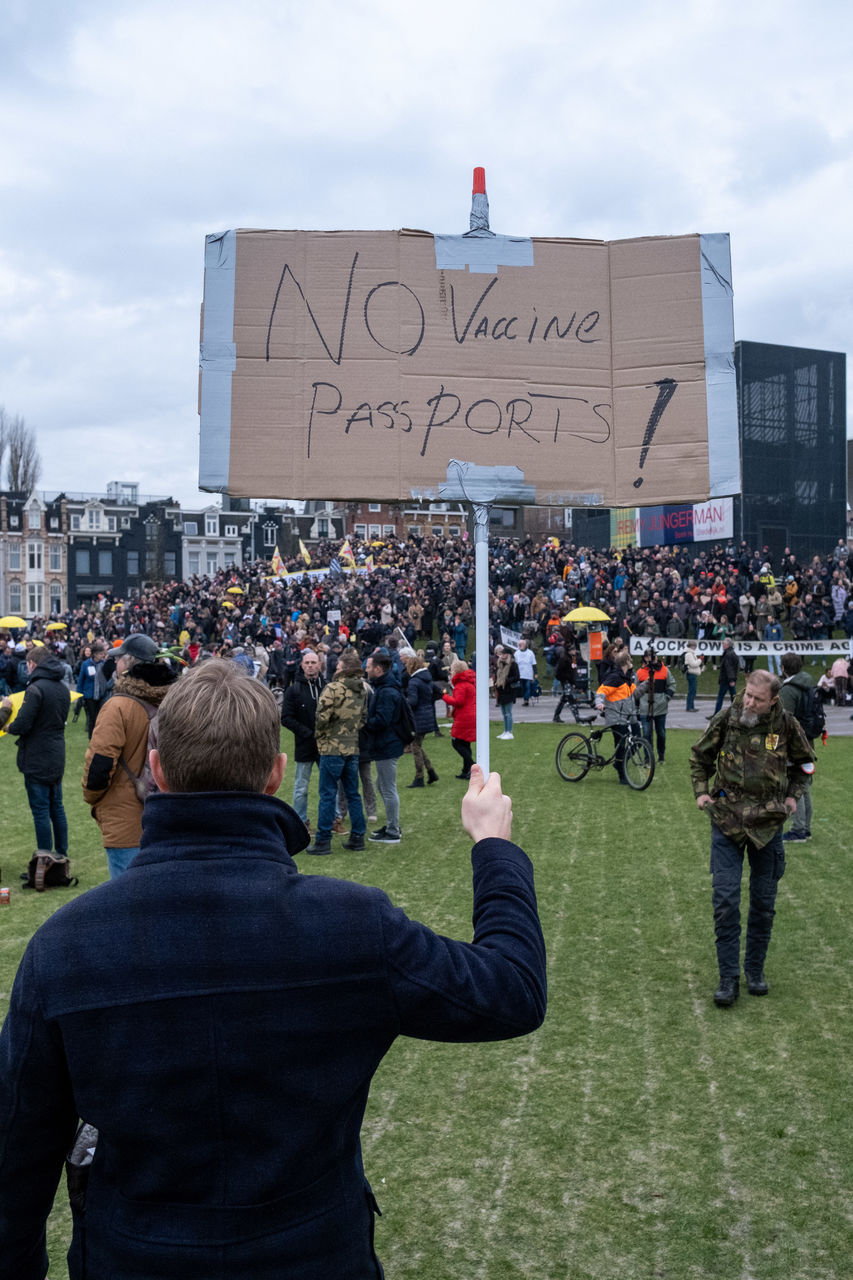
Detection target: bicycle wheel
<box><xmin>556</xmin><ymin>732</ymin><xmax>592</xmax><ymax>782</ymax></box>
<box><xmin>623</xmin><ymin>736</ymin><xmax>655</xmax><ymax>790</ymax></box>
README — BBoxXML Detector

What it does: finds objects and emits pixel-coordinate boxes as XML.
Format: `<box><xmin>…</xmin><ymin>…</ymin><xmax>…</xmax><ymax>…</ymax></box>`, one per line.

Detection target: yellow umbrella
<box><xmin>31</xmin><ymin>639</ymin><xmax>45</xmax><ymax>647</ymax></box>
<box><xmin>226</xmin><ymin>586</ymin><xmax>244</xmax><ymax>595</ymax></box>
<box><xmin>111</xmin><ymin>602</ymin><xmax>125</xmax><ymax>612</ymax></box>
<box><xmin>1</xmin><ymin>689</ymin><xmax>82</xmax><ymax>737</ymax></box>
<box><xmin>562</xmin><ymin>606</ymin><xmax>611</xmax><ymax>623</ymax></box>
<box><xmin>46</xmin><ymin>621</ymin><xmax>67</xmax><ymax>631</ymax></box>
<box><xmin>0</xmin><ymin>615</ymin><xmax>27</xmax><ymax>628</ymax></box>
<box><xmin>221</xmin><ymin>600</ymin><xmax>235</xmax><ymax>609</ymax></box>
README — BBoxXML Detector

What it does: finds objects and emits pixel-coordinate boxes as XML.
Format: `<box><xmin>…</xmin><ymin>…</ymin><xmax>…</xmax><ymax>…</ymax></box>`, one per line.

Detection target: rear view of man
<box><xmin>0</xmin><ymin>645</ymin><xmax>70</xmax><ymax>864</ymax></box>
<box><xmin>0</xmin><ymin>661</ymin><xmax>546</xmax><ymax>1280</ymax></box>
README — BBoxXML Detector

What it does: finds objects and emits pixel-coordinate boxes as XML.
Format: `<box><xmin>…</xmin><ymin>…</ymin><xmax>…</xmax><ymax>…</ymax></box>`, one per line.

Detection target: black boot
<box><xmin>745</xmin><ymin>970</ymin><xmax>769</xmax><ymax>996</ymax></box>
<box><xmin>426</xmin><ymin>768</ymin><xmax>439</xmax><ymax>784</ymax></box>
<box><xmin>304</xmin><ymin>838</ymin><xmax>332</xmax><ymax>857</ymax></box>
<box><xmin>342</xmin><ymin>833</ymin><xmax>365</xmax><ymax>851</ymax></box>
<box><xmin>714</xmin><ymin>975</ymin><xmax>740</xmax><ymax>1007</ymax></box>
<box><xmin>407</xmin><ymin>777</ymin><xmax>425</xmax><ymax>788</ymax></box>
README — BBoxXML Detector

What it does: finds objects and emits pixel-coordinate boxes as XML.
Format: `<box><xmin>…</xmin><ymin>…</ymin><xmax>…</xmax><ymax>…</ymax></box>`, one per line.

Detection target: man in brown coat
<box><xmin>82</xmin><ymin>635</ymin><xmax>177</xmax><ymax>877</ymax></box>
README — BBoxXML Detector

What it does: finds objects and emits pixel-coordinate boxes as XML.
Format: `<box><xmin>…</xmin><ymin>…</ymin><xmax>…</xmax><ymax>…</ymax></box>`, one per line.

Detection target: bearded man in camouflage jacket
<box><xmin>690</xmin><ymin>670</ymin><xmax>814</xmax><ymax>1006</ymax></box>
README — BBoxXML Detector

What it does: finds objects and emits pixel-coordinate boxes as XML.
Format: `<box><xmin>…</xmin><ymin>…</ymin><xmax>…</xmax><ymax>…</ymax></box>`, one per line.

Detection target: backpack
<box><xmin>795</xmin><ymin>684</ymin><xmax>825</xmax><ymax>740</ymax></box>
<box><xmin>114</xmin><ymin>696</ymin><xmax>158</xmax><ymax>801</ymax></box>
<box><xmin>393</xmin><ymin>693</ymin><xmax>417</xmax><ymax>745</ymax></box>
<box><xmin>21</xmin><ymin>851</ymin><xmax>79</xmax><ymax>891</ymax></box>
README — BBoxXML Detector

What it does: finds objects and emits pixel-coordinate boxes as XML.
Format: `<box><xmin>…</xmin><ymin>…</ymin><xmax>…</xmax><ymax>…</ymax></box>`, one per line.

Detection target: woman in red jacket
<box><xmin>443</xmin><ymin>660</ymin><xmax>476</xmax><ymax>779</ymax></box>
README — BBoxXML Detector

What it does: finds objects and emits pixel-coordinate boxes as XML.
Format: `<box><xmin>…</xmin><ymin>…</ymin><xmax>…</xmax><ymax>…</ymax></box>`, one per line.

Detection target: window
<box><xmin>448</xmin><ymin>525</ymin><xmax>460</xmax><ymax>537</ymax></box>
<box><xmin>28</xmin><ymin>542</ymin><xmax>43</xmax><ymax>571</ymax></box>
<box><xmin>408</xmin><ymin>525</ymin><xmax>421</xmax><ymax>537</ymax></box>
<box><xmin>49</xmin><ymin>544</ymin><xmax>62</xmax><ymax>572</ymax></box>
<box><xmin>50</xmin><ymin>517</ymin><xmax>59</xmax><ymax>530</ymax></box>
<box><xmin>317</xmin><ymin>518</ymin><xmax>329</xmax><ymax>538</ymax></box>
<box><xmin>383</xmin><ymin>525</ymin><xmax>395</xmax><ymax>536</ymax></box>
<box><xmin>87</xmin><ymin>508</ymin><xmax>102</xmax><ymax>530</ymax></box>
<box><xmin>355</xmin><ymin>523</ymin><xmax>366</xmax><ymax>539</ymax></box>
<box><xmin>206</xmin><ymin>552</ymin><xmax>218</xmax><ymax>575</ymax></box>
<box><xmin>369</xmin><ymin>524</ymin><xmax>381</xmax><ymax>537</ymax></box>
<box><xmin>368</xmin><ymin>503</ymin><xmax>381</xmax><ymax>513</ymax></box>
<box><xmin>145</xmin><ymin>522</ymin><xmax>158</xmax><ymax>541</ymax></box>
<box><xmin>263</xmin><ymin>524</ymin><xmax>276</xmax><ymax>547</ymax></box>
<box><xmin>121</xmin><ymin>516</ymin><xmax>131</xmax><ymax>529</ymax></box>
<box><xmin>70</xmin><ymin>514</ymin><xmax>81</xmax><ymax>531</ymax></box>
<box><xmin>184</xmin><ymin>521</ymin><xmax>198</xmax><ymax>536</ymax></box>
<box><xmin>224</xmin><ymin>524</ymin><xmax>237</xmax><ymax>537</ymax></box>
<box><xmin>224</xmin><ymin>551</ymin><xmax>237</xmax><ymax>566</ymax></box>
<box><xmin>27</xmin><ymin>583</ymin><xmax>43</xmax><ymax>615</ymax></box>
<box><xmin>98</xmin><ymin>550</ymin><xmax>113</xmax><ymax>576</ymax></box>
<box><xmin>27</xmin><ymin>508</ymin><xmax>40</xmax><ymax>530</ymax></box>
<box><xmin>164</xmin><ymin>552</ymin><xmax>176</xmax><ymax>577</ymax></box>
<box><xmin>127</xmin><ymin>551</ymin><xmax>140</xmax><ymax>576</ymax></box>
<box><xmin>9</xmin><ymin>582</ymin><xmax>22</xmax><ymax>614</ymax></box>
<box><xmin>8</xmin><ymin>543</ymin><xmax>21</xmax><ymax>571</ymax></box>
<box><xmin>145</xmin><ymin>550</ymin><xmax>158</xmax><ymax>574</ymax></box>
<box><xmin>106</xmin><ymin>515</ymin><xmax>117</xmax><ymax>531</ymax></box>
<box><xmin>188</xmin><ymin>552</ymin><xmax>200</xmax><ymax>575</ymax></box>
<box><xmin>76</xmin><ymin>549</ymin><xmax>91</xmax><ymax>575</ymax></box>
<box><xmin>205</xmin><ymin>515</ymin><xmax>218</xmax><ymax>536</ymax></box>
<box><xmin>9</xmin><ymin>515</ymin><xmax>19</xmax><ymax>528</ymax></box>
<box><xmin>49</xmin><ymin>584</ymin><xmax>62</xmax><ymax>614</ymax></box>
<box><xmin>432</xmin><ymin>526</ymin><xmax>443</xmax><ymax>537</ymax></box>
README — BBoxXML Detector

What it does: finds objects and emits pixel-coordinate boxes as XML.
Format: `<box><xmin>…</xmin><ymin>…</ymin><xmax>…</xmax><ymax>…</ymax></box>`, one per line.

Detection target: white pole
<box><xmin>472</xmin><ymin>501</ymin><xmax>491</xmax><ymax>780</ymax></box>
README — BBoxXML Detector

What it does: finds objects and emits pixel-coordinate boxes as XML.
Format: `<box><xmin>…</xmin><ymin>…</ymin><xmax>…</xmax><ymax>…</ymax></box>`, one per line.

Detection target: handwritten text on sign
<box><xmin>210</xmin><ymin>230</ymin><xmax>721</xmax><ymax>504</ymax></box>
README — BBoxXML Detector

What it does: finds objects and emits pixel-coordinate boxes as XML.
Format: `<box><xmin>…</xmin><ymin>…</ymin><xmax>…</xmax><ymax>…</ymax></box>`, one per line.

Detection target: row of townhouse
<box><xmin>0</xmin><ymin>483</ymin><xmax>303</xmax><ymax>618</ymax></box>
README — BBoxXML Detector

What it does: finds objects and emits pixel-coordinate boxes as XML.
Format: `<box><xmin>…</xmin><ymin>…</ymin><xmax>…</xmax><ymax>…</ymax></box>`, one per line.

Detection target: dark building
<box><xmin>571</xmin><ymin>341</ymin><xmax>847</xmax><ymax>561</ymax></box>
<box><xmin>735</xmin><ymin>340</ymin><xmax>846</xmax><ymax>563</ymax></box>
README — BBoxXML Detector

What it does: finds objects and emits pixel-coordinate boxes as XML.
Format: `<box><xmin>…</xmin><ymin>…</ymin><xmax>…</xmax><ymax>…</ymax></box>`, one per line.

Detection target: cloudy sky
<box><xmin>1</xmin><ymin>0</ymin><xmax>850</xmax><ymax>508</ymax></box>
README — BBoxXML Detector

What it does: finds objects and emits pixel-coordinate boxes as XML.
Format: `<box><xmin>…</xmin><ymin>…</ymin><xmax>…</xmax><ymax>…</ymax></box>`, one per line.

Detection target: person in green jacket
<box><xmin>690</xmin><ymin>670</ymin><xmax>814</xmax><ymax>1007</ymax></box>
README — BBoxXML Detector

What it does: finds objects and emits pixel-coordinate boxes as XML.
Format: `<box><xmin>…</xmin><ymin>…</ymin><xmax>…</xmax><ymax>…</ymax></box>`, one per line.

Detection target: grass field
<box><xmin>1</xmin><ymin>715</ymin><xmax>851</xmax><ymax>1279</ymax></box>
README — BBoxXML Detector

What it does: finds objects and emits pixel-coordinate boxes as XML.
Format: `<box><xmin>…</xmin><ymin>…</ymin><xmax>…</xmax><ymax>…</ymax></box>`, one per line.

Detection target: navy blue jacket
<box><xmin>365</xmin><ymin>670</ymin><xmax>405</xmax><ymax>760</ymax></box>
<box><xmin>406</xmin><ymin>666</ymin><xmax>437</xmax><ymax>735</ymax></box>
<box><xmin>0</xmin><ymin>791</ymin><xmax>546</xmax><ymax>1280</ymax></box>
<box><xmin>5</xmin><ymin>655</ymin><xmax>70</xmax><ymax>784</ymax></box>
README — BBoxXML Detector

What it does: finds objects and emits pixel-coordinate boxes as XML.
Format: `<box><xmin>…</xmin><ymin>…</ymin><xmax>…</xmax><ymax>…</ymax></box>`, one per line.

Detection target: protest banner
<box><xmin>199</xmin><ymin>227</ymin><xmax>737</xmax><ymax>507</ymax></box>
<box><xmin>628</xmin><ymin>637</ymin><xmax>852</xmax><ymax>658</ymax></box>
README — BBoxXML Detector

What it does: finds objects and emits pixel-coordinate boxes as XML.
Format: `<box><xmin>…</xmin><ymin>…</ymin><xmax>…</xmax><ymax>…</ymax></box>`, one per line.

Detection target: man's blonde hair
<box><xmin>157</xmin><ymin>661</ymin><xmax>280</xmax><ymax>793</ymax></box>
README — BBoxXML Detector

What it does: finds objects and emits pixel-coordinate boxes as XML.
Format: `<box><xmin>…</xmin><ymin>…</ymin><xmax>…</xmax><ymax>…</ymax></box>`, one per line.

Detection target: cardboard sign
<box><xmin>199</xmin><ymin>229</ymin><xmax>738</xmax><ymax>505</ymax></box>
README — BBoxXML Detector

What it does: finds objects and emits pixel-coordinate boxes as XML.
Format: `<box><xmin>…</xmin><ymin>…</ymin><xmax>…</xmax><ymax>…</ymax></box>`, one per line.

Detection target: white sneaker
<box><xmin>498</xmin><ymin>731</ymin><xmax>514</xmax><ymax>740</ymax></box>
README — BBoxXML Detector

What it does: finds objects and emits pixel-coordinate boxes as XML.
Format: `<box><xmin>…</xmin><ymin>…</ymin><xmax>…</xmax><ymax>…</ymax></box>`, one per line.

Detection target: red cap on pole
<box><xmin>472</xmin><ymin>167</ymin><xmax>486</xmax><ymax>195</ymax></box>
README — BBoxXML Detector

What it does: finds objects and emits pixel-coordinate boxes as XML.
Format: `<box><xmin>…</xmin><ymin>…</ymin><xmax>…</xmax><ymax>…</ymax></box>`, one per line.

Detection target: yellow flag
<box><xmin>271</xmin><ymin>545</ymin><xmax>286</xmax><ymax>578</ymax></box>
<box><xmin>299</xmin><ymin>539</ymin><xmax>312</xmax><ymax>566</ymax></box>
<box><xmin>340</xmin><ymin>538</ymin><xmax>355</xmax><ymax>566</ymax></box>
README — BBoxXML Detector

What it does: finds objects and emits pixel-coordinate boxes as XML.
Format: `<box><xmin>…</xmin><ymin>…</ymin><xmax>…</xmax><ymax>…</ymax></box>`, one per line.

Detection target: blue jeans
<box><xmin>710</xmin><ymin>824</ymin><xmax>785</xmax><ymax>977</ymax></box>
<box><xmin>714</xmin><ymin>681</ymin><xmax>737</xmax><ymax>714</ymax></box>
<box><xmin>291</xmin><ymin>760</ymin><xmax>315</xmax><ymax>823</ymax></box>
<box><xmin>24</xmin><ymin>779</ymin><xmax>68</xmax><ymax>856</ymax></box>
<box><xmin>686</xmin><ymin>673</ymin><xmax>697</xmax><ymax>710</ymax></box>
<box><xmin>520</xmin><ymin>678</ymin><xmax>533</xmax><ymax>702</ymax></box>
<box><xmin>501</xmin><ymin>703</ymin><xmax>514</xmax><ymax>732</ymax></box>
<box><xmin>106</xmin><ymin>846</ymin><xmax>140</xmax><ymax>878</ymax></box>
<box><xmin>640</xmin><ymin>713</ymin><xmax>667</xmax><ymax>762</ymax></box>
<box><xmin>317</xmin><ymin>756</ymin><xmax>364</xmax><ymax>841</ymax></box>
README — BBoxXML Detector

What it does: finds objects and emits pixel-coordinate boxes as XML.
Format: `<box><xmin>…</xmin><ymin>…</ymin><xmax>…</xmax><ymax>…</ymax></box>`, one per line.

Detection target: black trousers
<box><xmin>451</xmin><ymin>737</ymin><xmax>473</xmax><ymax>776</ymax></box>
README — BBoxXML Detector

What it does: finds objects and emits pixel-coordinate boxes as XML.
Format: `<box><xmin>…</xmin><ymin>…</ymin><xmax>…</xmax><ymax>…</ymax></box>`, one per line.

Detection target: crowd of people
<box><xmin>1</xmin><ymin>529</ymin><xmax>850</xmax><ymax>865</ymax></box>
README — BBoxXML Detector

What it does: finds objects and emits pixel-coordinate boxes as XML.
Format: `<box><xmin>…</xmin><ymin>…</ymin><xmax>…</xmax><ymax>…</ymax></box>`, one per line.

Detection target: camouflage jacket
<box><xmin>690</xmin><ymin>692</ymin><xmax>815</xmax><ymax>848</ymax></box>
<box><xmin>314</xmin><ymin>673</ymin><xmax>368</xmax><ymax>756</ymax></box>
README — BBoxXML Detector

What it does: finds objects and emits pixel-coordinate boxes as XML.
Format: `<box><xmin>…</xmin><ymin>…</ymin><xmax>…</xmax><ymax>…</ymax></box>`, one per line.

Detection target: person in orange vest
<box><xmin>594</xmin><ymin>651</ymin><xmax>637</xmax><ymax>785</ymax></box>
<box><xmin>635</xmin><ymin>647</ymin><xmax>676</xmax><ymax>764</ymax></box>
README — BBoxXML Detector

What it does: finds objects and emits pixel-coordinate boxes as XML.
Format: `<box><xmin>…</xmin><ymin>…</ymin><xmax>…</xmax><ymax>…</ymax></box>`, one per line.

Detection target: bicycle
<box><xmin>555</xmin><ymin>713</ymin><xmax>655</xmax><ymax>790</ymax></box>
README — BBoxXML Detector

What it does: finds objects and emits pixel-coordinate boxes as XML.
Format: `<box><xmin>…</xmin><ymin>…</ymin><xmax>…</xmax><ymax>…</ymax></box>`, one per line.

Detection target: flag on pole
<box><xmin>340</xmin><ymin>538</ymin><xmax>355</xmax><ymax>566</ymax></box>
<box><xmin>546</xmin><ymin>536</ymin><xmax>560</xmax><ymax>550</ymax></box>
<box><xmin>299</xmin><ymin>539</ymin><xmax>311</xmax><ymax>566</ymax></box>
<box><xmin>365</xmin><ymin>554</ymin><xmax>374</xmax><ymax>572</ymax></box>
<box><xmin>271</xmin><ymin>546</ymin><xmax>286</xmax><ymax>577</ymax></box>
